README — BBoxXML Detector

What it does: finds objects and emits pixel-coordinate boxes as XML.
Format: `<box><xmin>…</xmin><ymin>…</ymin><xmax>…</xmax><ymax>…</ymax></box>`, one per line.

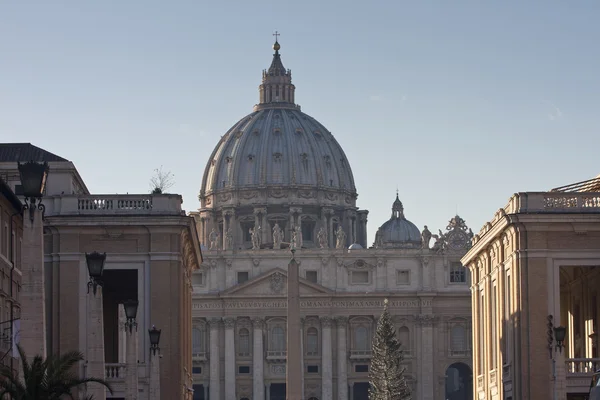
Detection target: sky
<box><xmin>1</xmin><ymin>1</ymin><xmax>599</xmax><ymax>245</ymax></box>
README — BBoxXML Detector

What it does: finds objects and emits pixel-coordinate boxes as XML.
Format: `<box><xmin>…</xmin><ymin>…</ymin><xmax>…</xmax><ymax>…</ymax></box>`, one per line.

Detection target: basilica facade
<box><xmin>189</xmin><ymin>40</ymin><xmax>475</xmax><ymax>400</ymax></box>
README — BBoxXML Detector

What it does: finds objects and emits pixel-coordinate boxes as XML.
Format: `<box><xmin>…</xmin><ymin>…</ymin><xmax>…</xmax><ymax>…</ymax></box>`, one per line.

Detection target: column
<box><xmin>20</xmin><ymin>208</ymin><xmax>46</xmax><ymax>360</ymax></box>
<box><xmin>223</xmin><ymin>211</ymin><xmax>230</xmax><ymax>250</ymax></box>
<box><xmin>418</xmin><ymin>314</ymin><xmax>435</xmax><ymax>400</ymax></box>
<box><xmin>125</xmin><ymin>324</ymin><xmax>138</xmax><ymax>400</ymax></box>
<box><xmin>336</xmin><ymin>317</ymin><xmax>348</xmax><ymax>400</ymax></box>
<box><xmin>321</xmin><ymin>316</ymin><xmax>333</xmax><ymax>400</ymax></box>
<box><xmin>300</xmin><ymin>318</ymin><xmax>305</xmax><ymax>399</ymax></box>
<box><xmin>149</xmin><ymin>343</ymin><xmax>161</xmax><ymax>400</ymax></box>
<box><xmin>287</xmin><ymin>258</ymin><xmax>302</xmax><ymax>400</ymax></box>
<box><xmin>252</xmin><ymin>318</ymin><xmax>265</xmax><ymax>400</ymax></box>
<box><xmin>209</xmin><ymin>318</ymin><xmax>221</xmax><ymax>400</ymax></box>
<box><xmin>87</xmin><ymin>286</ymin><xmax>106</xmax><ymax>400</ymax></box>
<box><xmin>224</xmin><ymin>317</ymin><xmax>236</xmax><ymax>400</ymax></box>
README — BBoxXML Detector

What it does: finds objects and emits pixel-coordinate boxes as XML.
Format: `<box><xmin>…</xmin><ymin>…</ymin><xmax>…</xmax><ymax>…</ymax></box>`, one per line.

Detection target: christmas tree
<box><xmin>368</xmin><ymin>299</ymin><xmax>411</xmax><ymax>400</ymax></box>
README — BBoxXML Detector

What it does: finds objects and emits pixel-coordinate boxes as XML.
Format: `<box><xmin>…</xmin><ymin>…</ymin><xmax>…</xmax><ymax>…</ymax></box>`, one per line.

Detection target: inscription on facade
<box><xmin>192</xmin><ymin>299</ymin><xmax>432</xmax><ymax>310</ymax></box>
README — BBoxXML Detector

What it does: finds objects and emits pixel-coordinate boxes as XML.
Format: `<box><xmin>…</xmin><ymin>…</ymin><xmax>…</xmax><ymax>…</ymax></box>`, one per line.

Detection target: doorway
<box><xmin>445</xmin><ymin>362</ymin><xmax>473</xmax><ymax>400</ymax></box>
<box><xmin>353</xmin><ymin>382</ymin><xmax>369</xmax><ymax>400</ymax></box>
<box><xmin>270</xmin><ymin>383</ymin><xmax>286</xmax><ymax>400</ymax></box>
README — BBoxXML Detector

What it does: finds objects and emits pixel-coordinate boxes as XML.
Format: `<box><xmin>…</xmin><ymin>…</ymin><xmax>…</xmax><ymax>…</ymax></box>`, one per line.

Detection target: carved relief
<box><xmin>252</xmin><ymin>258</ymin><xmax>261</xmax><ymax>267</ymax></box>
<box><xmin>325</xmin><ymin>192</ymin><xmax>338</xmax><ymax>201</ymax></box>
<box><xmin>251</xmin><ymin>317</ymin><xmax>265</xmax><ymax>329</ymax></box>
<box><xmin>298</xmin><ymin>190</ymin><xmax>316</xmax><ymax>199</ymax></box>
<box><xmin>219</xmin><ymin>192</ymin><xmax>232</xmax><ymax>202</ymax></box>
<box><xmin>320</xmin><ymin>316</ymin><xmax>333</xmax><ymax>328</ymax></box>
<box><xmin>270</xmin><ymin>272</ymin><xmax>285</xmax><ymax>294</ymax></box>
<box><xmin>415</xmin><ymin>314</ymin><xmax>437</xmax><ymax>326</ymax></box>
<box><xmin>271</xmin><ymin>364</ymin><xmax>286</xmax><ymax>375</ymax></box>
<box><xmin>269</xmin><ymin>189</ymin><xmax>288</xmax><ymax>198</ymax></box>
<box><xmin>241</xmin><ymin>191</ymin><xmax>259</xmax><ymax>200</ymax></box>
<box><xmin>223</xmin><ymin>317</ymin><xmax>235</xmax><ymax>329</ymax></box>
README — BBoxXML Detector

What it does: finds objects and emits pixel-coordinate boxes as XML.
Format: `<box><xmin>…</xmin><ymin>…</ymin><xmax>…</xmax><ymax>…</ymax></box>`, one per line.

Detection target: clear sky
<box><xmin>2</xmin><ymin>1</ymin><xmax>599</xmax><ymax>245</ymax></box>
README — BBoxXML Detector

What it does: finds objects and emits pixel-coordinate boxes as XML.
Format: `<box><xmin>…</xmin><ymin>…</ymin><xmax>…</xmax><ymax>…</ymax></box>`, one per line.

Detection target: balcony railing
<box><xmin>105</xmin><ymin>363</ymin><xmax>126</xmax><ymax>381</ymax></box>
<box><xmin>192</xmin><ymin>352</ymin><xmax>208</xmax><ymax>361</ymax></box>
<box><xmin>449</xmin><ymin>349</ymin><xmax>471</xmax><ymax>357</ymax></box>
<box><xmin>266</xmin><ymin>350</ymin><xmax>287</xmax><ymax>360</ymax></box>
<box><xmin>350</xmin><ymin>350</ymin><xmax>372</xmax><ymax>359</ymax></box>
<box><xmin>566</xmin><ymin>358</ymin><xmax>600</xmax><ymax>375</ymax></box>
<box><xmin>44</xmin><ymin>194</ymin><xmax>184</xmax><ymax>217</ymax></box>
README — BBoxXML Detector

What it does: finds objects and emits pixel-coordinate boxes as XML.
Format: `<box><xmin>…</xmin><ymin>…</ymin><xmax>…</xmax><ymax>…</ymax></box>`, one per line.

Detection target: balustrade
<box><xmin>44</xmin><ymin>194</ymin><xmax>184</xmax><ymax>216</ymax></box>
<box><xmin>349</xmin><ymin>349</ymin><xmax>372</xmax><ymax>359</ymax></box>
<box><xmin>566</xmin><ymin>358</ymin><xmax>600</xmax><ymax>375</ymax></box>
<box><xmin>105</xmin><ymin>363</ymin><xmax>126</xmax><ymax>380</ymax></box>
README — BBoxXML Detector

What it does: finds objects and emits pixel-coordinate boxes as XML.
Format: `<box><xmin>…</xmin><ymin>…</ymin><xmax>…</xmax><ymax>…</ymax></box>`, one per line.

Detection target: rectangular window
<box><xmin>479</xmin><ymin>292</ymin><xmax>485</xmax><ymax>372</ymax></box>
<box><xmin>355</xmin><ymin>365</ymin><xmax>369</xmax><ymax>373</ymax></box>
<box><xmin>351</xmin><ymin>271</ymin><xmax>369</xmax><ymax>284</ymax></box>
<box><xmin>192</xmin><ymin>366</ymin><xmax>202</xmax><ymax>374</ymax></box>
<box><xmin>305</xmin><ymin>270</ymin><xmax>318</xmax><ymax>283</ymax></box>
<box><xmin>450</xmin><ymin>262</ymin><xmax>466</xmax><ymax>283</ymax></box>
<box><xmin>491</xmin><ymin>284</ymin><xmax>497</xmax><ymax>368</ymax></box>
<box><xmin>237</xmin><ymin>272</ymin><xmax>249</xmax><ymax>284</ymax></box>
<box><xmin>302</xmin><ymin>221</ymin><xmax>314</xmax><ymax>242</ymax></box>
<box><xmin>307</xmin><ymin>365</ymin><xmax>319</xmax><ymax>373</ymax></box>
<box><xmin>238</xmin><ymin>366</ymin><xmax>250</xmax><ymax>374</ymax></box>
<box><xmin>192</xmin><ymin>273</ymin><xmax>203</xmax><ymax>286</ymax></box>
<box><xmin>396</xmin><ymin>270</ymin><xmax>410</xmax><ymax>285</ymax></box>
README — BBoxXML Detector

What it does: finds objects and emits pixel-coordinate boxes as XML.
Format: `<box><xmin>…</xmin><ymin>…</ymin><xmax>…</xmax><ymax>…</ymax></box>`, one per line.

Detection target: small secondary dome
<box><xmin>373</xmin><ymin>193</ymin><xmax>421</xmax><ymax>249</ymax></box>
<box><xmin>348</xmin><ymin>243</ymin><xmax>363</xmax><ymax>250</ymax></box>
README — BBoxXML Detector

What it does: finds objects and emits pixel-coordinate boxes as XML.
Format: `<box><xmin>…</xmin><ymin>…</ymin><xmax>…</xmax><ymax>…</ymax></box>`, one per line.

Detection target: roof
<box><xmin>0</xmin><ymin>176</ymin><xmax>22</xmax><ymax>211</ymax></box>
<box><xmin>0</xmin><ymin>143</ymin><xmax>68</xmax><ymax>162</ymax></box>
<box><xmin>550</xmin><ymin>174</ymin><xmax>600</xmax><ymax>193</ymax></box>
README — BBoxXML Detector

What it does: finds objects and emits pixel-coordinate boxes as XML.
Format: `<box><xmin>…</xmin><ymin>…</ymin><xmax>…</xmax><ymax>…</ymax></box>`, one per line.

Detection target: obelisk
<box><xmin>286</xmin><ymin>252</ymin><xmax>302</xmax><ymax>400</ymax></box>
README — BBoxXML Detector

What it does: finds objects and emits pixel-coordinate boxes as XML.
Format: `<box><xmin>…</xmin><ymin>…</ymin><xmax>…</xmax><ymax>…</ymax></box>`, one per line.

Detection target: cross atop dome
<box><xmin>254</xmin><ymin>33</ymin><xmax>298</xmax><ymax>111</ymax></box>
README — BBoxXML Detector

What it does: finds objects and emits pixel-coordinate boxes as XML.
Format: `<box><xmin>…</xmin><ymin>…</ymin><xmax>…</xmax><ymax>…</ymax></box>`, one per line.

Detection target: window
<box><xmin>398</xmin><ymin>326</ymin><xmax>410</xmax><ymax>353</ymax></box>
<box><xmin>450</xmin><ymin>262</ymin><xmax>466</xmax><ymax>283</ymax></box>
<box><xmin>192</xmin><ymin>327</ymin><xmax>205</xmax><ymax>354</ymax></box>
<box><xmin>192</xmin><ymin>273</ymin><xmax>203</xmax><ymax>286</ymax></box>
<box><xmin>451</xmin><ymin>325</ymin><xmax>466</xmax><ymax>353</ymax></box>
<box><xmin>238</xmin><ymin>328</ymin><xmax>250</xmax><ymax>356</ymax></box>
<box><xmin>355</xmin><ymin>365</ymin><xmax>368</xmax><ymax>373</ymax></box>
<box><xmin>307</xmin><ymin>365</ymin><xmax>319</xmax><ymax>373</ymax></box>
<box><xmin>306</xmin><ymin>327</ymin><xmax>318</xmax><ymax>355</ymax></box>
<box><xmin>238</xmin><ymin>366</ymin><xmax>250</xmax><ymax>374</ymax></box>
<box><xmin>192</xmin><ymin>366</ymin><xmax>202</xmax><ymax>374</ymax></box>
<box><xmin>396</xmin><ymin>270</ymin><xmax>410</xmax><ymax>285</ymax></box>
<box><xmin>351</xmin><ymin>271</ymin><xmax>369</xmax><ymax>284</ymax></box>
<box><xmin>302</xmin><ymin>221</ymin><xmax>314</xmax><ymax>242</ymax></box>
<box><xmin>491</xmin><ymin>284</ymin><xmax>497</xmax><ymax>367</ymax></box>
<box><xmin>272</xmin><ymin>326</ymin><xmax>285</xmax><ymax>351</ymax></box>
<box><xmin>355</xmin><ymin>326</ymin><xmax>369</xmax><ymax>350</ymax></box>
<box><xmin>305</xmin><ymin>270</ymin><xmax>318</xmax><ymax>283</ymax></box>
<box><xmin>237</xmin><ymin>272</ymin><xmax>249</xmax><ymax>284</ymax></box>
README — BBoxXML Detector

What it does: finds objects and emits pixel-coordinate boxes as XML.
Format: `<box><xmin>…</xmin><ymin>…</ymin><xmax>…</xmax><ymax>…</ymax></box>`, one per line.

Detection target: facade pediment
<box><xmin>221</xmin><ymin>267</ymin><xmax>333</xmax><ymax>296</ymax></box>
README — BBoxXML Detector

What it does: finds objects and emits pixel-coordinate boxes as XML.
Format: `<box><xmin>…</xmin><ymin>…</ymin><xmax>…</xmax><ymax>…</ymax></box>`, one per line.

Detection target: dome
<box><xmin>199</xmin><ymin>40</ymin><xmax>357</xmax><ymax>208</ymax></box>
<box><xmin>374</xmin><ymin>194</ymin><xmax>421</xmax><ymax>249</ymax></box>
<box><xmin>348</xmin><ymin>243</ymin><xmax>363</xmax><ymax>250</ymax></box>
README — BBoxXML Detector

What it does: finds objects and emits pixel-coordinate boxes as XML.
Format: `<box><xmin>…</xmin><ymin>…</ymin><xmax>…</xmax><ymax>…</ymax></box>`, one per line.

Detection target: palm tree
<box><xmin>0</xmin><ymin>344</ymin><xmax>112</xmax><ymax>400</ymax></box>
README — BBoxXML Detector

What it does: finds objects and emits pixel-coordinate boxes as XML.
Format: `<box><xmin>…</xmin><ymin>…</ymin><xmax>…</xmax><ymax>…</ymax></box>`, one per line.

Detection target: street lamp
<box><xmin>148</xmin><ymin>325</ymin><xmax>161</xmax><ymax>355</ymax></box>
<box><xmin>554</xmin><ymin>326</ymin><xmax>567</xmax><ymax>353</ymax></box>
<box><xmin>85</xmin><ymin>252</ymin><xmax>106</xmax><ymax>294</ymax></box>
<box><xmin>124</xmin><ymin>299</ymin><xmax>139</xmax><ymax>333</ymax></box>
<box><xmin>17</xmin><ymin>161</ymin><xmax>49</xmax><ymax>221</ymax></box>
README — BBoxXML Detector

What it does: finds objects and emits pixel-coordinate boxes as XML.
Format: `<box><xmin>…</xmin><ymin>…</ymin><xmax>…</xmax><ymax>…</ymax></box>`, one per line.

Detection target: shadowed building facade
<box><xmin>462</xmin><ymin>175</ymin><xmax>600</xmax><ymax>400</ymax></box>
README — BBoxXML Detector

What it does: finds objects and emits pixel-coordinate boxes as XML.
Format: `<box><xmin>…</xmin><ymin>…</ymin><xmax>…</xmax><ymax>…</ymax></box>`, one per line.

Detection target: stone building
<box><xmin>0</xmin><ymin>176</ymin><xmax>23</xmax><ymax>374</ymax></box>
<box><xmin>461</xmin><ymin>175</ymin><xmax>600</xmax><ymax>400</ymax></box>
<box><xmin>189</xmin><ymin>40</ymin><xmax>475</xmax><ymax>400</ymax></box>
<box><xmin>0</xmin><ymin>144</ymin><xmax>202</xmax><ymax>399</ymax></box>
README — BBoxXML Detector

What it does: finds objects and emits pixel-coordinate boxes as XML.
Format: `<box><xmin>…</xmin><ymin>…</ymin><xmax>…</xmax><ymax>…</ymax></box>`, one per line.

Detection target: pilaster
<box><xmin>321</xmin><ymin>316</ymin><xmax>333</xmax><ymax>400</ymax></box>
<box><xmin>224</xmin><ymin>317</ymin><xmax>236</xmax><ymax>400</ymax></box>
<box><xmin>209</xmin><ymin>318</ymin><xmax>221</xmax><ymax>400</ymax></box>
<box><xmin>87</xmin><ymin>287</ymin><xmax>106</xmax><ymax>400</ymax></box>
<box><xmin>252</xmin><ymin>317</ymin><xmax>265</xmax><ymax>400</ymax></box>
<box><xmin>335</xmin><ymin>316</ymin><xmax>348</xmax><ymax>400</ymax></box>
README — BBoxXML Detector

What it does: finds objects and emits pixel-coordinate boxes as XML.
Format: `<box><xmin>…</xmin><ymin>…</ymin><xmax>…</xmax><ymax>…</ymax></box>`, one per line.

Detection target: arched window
<box><xmin>355</xmin><ymin>326</ymin><xmax>369</xmax><ymax>351</ymax></box>
<box><xmin>451</xmin><ymin>325</ymin><xmax>466</xmax><ymax>352</ymax></box>
<box><xmin>238</xmin><ymin>328</ymin><xmax>250</xmax><ymax>356</ymax></box>
<box><xmin>272</xmin><ymin>326</ymin><xmax>285</xmax><ymax>351</ymax></box>
<box><xmin>398</xmin><ymin>326</ymin><xmax>410</xmax><ymax>353</ymax></box>
<box><xmin>306</xmin><ymin>327</ymin><xmax>318</xmax><ymax>355</ymax></box>
<box><xmin>192</xmin><ymin>327</ymin><xmax>205</xmax><ymax>354</ymax></box>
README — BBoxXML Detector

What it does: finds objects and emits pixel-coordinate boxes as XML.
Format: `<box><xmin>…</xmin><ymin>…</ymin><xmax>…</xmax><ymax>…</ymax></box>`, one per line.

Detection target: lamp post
<box><xmin>548</xmin><ymin>315</ymin><xmax>567</xmax><ymax>400</ymax></box>
<box><xmin>18</xmin><ymin>161</ymin><xmax>49</xmax><ymax>361</ymax></box>
<box><xmin>85</xmin><ymin>252</ymin><xmax>107</xmax><ymax>400</ymax></box>
<box><xmin>124</xmin><ymin>299</ymin><xmax>139</xmax><ymax>400</ymax></box>
<box><xmin>148</xmin><ymin>325</ymin><xmax>161</xmax><ymax>400</ymax></box>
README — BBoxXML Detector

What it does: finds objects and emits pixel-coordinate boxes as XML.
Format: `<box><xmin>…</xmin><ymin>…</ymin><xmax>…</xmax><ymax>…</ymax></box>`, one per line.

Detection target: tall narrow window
<box><xmin>479</xmin><ymin>293</ymin><xmax>485</xmax><ymax>372</ymax></box>
<box><xmin>451</xmin><ymin>325</ymin><xmax>466</xmax><ymax>353</ymax></box>
<box><xmin>398</xmin><ymin>327</ymin><xmax>410</xmax><ymax>353</ymax></box>
<box><xmin>355</xmin><ymin>326</ymin><xmax>368</xmax><ymax>351</ymax></box>
<box><xmin>192</xmin><ymin>327</ymin><xmax>205</xmax><ymax>354</ymax></box>
<box><xmin>238</xmin><ymin>328</ymin><xmax>250</xmax><ymax>356</ymax></box>
<box><xmin>272</xmin><ymin>326</ymin><xmax>285</xmax><ymax>351</ymax></box>
<box><xmin>450</xmin><ymin>262</ymin><xmax>466</xmax><ymax>283</ymax></box>
<box><xmin>491</xmin><ymin>286</ymin><xmax>497</xmax><ymax>368</ymax></box>
<box><xmin>306</xmin><ymin>327</ymin><xmax>318</xmax><ymax>355</ymax></box>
